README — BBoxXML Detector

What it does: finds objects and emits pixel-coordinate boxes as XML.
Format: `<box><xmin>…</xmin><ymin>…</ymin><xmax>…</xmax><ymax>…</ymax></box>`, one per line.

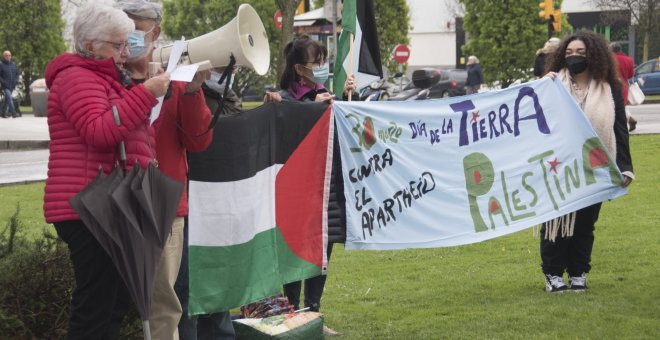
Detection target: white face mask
<box><xmin>205</xmin><ymin>71</ymin><xmax>233</xmax><ymax>93</ymax></box>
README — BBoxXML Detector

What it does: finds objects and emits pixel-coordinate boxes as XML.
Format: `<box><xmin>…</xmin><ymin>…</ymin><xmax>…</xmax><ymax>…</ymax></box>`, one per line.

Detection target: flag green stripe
<box><xmin>188</xmin><ymin>226</ymin><xmax>321</xmax><ymax>315</ymax></box>
<box><xmin>333</xmin><ymin>0</ymin><xmax>356</xmax><ymax>95</ymax></box>
<box><xmin>341</xmin><ymin>0</ymin><xmax>356</xmax><ymax>33</ymax></box>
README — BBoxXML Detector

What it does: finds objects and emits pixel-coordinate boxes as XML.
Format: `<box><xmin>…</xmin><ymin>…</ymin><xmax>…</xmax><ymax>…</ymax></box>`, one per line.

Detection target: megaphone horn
<box><xmin>153</xmin><ymin>4</ymin><xmax>270</xmax><ymax>75</ymax></box>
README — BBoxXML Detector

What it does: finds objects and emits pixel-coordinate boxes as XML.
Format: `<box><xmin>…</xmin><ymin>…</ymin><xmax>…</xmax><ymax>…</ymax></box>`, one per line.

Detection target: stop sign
<box><xmin>274</xmin><ymin>10</ymin><xmax>282</xmax><ymax>30</ymax></box>
<box><xmin>392</xmin><ymin>44</ymin><xmax>410</xmax><ymax>64</ymax></box>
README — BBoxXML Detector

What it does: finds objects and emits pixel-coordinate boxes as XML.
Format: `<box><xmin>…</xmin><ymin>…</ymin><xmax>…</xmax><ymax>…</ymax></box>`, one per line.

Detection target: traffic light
<box><xmin>551</xmin><ymin>9</ymin><xmax>562</xmax><ymax>32</ymax></box>
<box><xmin>539</xmin><ymin>0</ymin><xmax>554</xmax><ymax>20</ymax></box>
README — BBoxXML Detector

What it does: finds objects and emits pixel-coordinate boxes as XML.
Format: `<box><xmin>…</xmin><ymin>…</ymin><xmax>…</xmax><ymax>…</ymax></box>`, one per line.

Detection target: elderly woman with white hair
<box><xmin>466</xmin><ymin>55</ymin><xmax>484</xmax><ymax>94</ymax></box>
<box><xmin>44</xmin><ymin>3</ymin><xmax>170</xmax><ymax>338</ymax></box>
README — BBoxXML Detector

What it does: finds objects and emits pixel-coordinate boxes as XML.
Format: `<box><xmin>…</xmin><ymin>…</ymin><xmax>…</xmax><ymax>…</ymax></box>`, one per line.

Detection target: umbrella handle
<box><xmin>112</xmin><ymin>106</ymin><xmax>127</xmax><ymax>171</ymax></box>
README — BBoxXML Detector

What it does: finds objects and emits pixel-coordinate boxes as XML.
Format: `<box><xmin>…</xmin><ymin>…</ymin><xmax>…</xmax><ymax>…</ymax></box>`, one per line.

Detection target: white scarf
<box><xmin>543</xmin><ymin>70</ymin><xmax>616</xmax><ymax>241</ymax></box>
<box><xmin>559</xmin><ymin>68</ymin><xmax>616</xmax><ymax>157</ymax></box>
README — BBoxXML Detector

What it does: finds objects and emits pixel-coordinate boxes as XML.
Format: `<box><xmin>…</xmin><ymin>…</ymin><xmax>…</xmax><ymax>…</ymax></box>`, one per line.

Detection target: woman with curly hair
<box><xmin>541</xmin><ymin>31</ymin><xmax>634</xmax><ymax>293</ymax></box>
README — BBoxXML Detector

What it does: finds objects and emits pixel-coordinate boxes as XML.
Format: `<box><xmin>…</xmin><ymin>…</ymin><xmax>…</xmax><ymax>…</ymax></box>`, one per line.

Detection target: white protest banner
<box><xmin>334</xmin><ymin>78</ymin><xmax>627</xmax><ymax>250</ymax></box>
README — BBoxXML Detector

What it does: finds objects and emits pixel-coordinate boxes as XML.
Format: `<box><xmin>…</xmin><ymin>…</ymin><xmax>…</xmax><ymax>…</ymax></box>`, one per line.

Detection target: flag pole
<box><xmin>348</xmin><ymin>33</ymin><xmax>354</xmax><ymax>101</ymax></box>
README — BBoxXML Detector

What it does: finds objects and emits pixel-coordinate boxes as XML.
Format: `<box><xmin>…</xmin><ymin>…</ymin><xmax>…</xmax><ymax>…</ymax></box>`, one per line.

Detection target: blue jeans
<box><xmin>174</xmin><ymin>218</ymin><xmax>236</xmax><ymax>340</ymax></box>
<box><xmin>2</xmin><ymin>88</ymin><xmax>16</xmax><ymax>115</ymax></box>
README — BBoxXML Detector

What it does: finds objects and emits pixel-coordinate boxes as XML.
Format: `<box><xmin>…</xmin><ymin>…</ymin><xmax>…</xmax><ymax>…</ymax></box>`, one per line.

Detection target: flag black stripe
<box><xmin>188</xmin><ymin>101</ymin><xmax>328</xmax><ymax>183</ymax></box>
<box><xmin>357</xmin><ymin>0</ymin><xmax>383</xmax><ymax>78</ymax></box>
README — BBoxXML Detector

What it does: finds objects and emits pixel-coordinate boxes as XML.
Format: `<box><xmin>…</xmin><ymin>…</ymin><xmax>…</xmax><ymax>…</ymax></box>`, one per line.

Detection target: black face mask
<box><xmin>566</xmin><ymin>55</ymin><xmax>588</xmax><ymax>75</ymax></box>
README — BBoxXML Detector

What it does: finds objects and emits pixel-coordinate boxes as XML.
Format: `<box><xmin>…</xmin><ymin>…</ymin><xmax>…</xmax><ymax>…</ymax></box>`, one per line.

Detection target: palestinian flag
<box><xmin>186</xmin><ymin>102</ymin><xmax>333</xmax><ymax>315</ymax></box>
<box><xmin>333</xmin><ymin>0</ymin><xmax>383</xmax><ymax>95</ymax></box>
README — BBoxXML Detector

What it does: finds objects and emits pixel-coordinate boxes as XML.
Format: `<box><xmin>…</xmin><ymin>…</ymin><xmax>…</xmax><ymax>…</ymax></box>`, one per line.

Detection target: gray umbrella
<box><xmin>69</xmin><ymin>107</ymin><xmax>184</xmax><ymax>339</ymax></box>
<box><xmin>70</xmin><ymin>161</ymin><xmax>183</xmax><ymax>340</ymax></box>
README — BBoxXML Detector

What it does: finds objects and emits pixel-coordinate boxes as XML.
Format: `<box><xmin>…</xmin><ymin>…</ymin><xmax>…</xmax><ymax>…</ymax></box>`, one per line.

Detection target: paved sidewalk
<box><xmin>0</xmin><ymin>113</ymin><xmax>49</xmax><ymax>186</ymax></box>
<box><xmin>0</xmin><ymin>113</ymin><xmax>49</xmax><ymax>150</ymax></box>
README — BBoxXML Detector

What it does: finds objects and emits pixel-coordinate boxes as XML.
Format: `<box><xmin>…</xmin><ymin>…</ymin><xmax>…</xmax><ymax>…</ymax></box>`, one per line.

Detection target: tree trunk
<box><xmin>21</xmin><ymin>70</ymin><xmax>32</xmax><ymax>106</ymax></box>
<box><xmin>643</xmin><ymin>30</ymin><xmax>649</xmax><ymax>61</ymax></box>
<box><xmin>276</xmin><ymin>0</ymin><xmax>301</xmax><ymax>89</ymax></box>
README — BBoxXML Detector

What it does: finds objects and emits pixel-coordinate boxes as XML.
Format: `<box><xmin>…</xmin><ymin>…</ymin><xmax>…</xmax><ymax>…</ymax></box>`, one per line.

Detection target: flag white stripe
<box><xmin>342</xmin><ymin>18</ymin><xmax>380</xmax><ymax>91</ymax></box>
<box><xmin>188</xmin><ymin>165</ymin><xmax>282</xmax><ymax>247</ymax></box>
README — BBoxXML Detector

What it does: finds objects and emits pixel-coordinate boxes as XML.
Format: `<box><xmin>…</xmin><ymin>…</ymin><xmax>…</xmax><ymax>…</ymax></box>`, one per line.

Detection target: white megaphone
<box><xmin>152</xmin><ymin>4</ymin><xmax>270</xmax><ymax>75</ymax></box>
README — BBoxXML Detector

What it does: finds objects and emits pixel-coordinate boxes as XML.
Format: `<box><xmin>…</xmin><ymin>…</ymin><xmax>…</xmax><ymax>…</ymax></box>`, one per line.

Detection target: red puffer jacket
<box><xmin>43</xmin><ymin>53</ymin><xmax>159</xmax><ymax>223</ymax></box>
<box><xmin>155</xmin><ymin>82</ymin><xmax>212</xmax><ymax>217</ymax></box>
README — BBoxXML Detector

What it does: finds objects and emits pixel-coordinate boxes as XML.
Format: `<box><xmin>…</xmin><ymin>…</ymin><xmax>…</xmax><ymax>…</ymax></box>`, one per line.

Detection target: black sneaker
<box><xmin>544</xmin><ymin>274</ymin><xmax>568</xmax><ymax>293</ymax></box>
<box><xmin>568</xmin><ymin>273</ymin><xmax>587</xmax><ymax>291</ymax></box>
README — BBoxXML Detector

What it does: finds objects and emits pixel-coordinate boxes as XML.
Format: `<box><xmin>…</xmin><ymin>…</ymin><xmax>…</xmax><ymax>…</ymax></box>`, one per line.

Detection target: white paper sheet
<box><xmin>150</xmin><ymin>39</ymin><xmax>187</xmax><ymax>124</ymax></box>
<box><xmin>170</xmin><ymin>64</ymin><xmax>199</xmax><ymax>82</ymax></box>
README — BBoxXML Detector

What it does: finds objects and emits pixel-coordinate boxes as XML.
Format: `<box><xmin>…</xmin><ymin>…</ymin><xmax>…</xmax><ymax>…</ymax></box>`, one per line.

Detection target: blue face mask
<box><xmin>127</xmin><ymin>26</ymin><xmax>155</xmax><ymax>61</ymax></box>
<box><xmin>127</xmin><ymin>31</ymin><xmax>147</xmax><ymax>60</ymax></box>
<box><xmin>310</xmin><ymin>63</ymin><xmax>329</xmax><ymax>85</ymax></box>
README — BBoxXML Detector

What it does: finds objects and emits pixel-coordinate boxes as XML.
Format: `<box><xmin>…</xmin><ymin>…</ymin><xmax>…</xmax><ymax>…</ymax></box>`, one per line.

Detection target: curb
<box><xmin>0</xmin><ymin>140</ymin><xmax>50</xmax><ymax>151</ymax></box>
<box><xmin>0</xmin><ymin>179</ymin><xmax>46</xmax><ymax>188</ymax></box>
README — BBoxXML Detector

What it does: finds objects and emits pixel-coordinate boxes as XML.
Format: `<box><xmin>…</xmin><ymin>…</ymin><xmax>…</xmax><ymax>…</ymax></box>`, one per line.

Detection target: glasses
<box><xmin>97</xmin><ymin>40</ymin><xmax>129</xmax><ymax>52</ymax></box>
<box><xmin>303</xmin><ymin>59</ymin><xmax>326</xmax><ymax>66</ymax></box>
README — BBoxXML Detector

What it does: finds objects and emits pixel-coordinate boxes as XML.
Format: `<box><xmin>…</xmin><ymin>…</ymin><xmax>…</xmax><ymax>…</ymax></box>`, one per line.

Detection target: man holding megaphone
<box><xmin>119</xmin><ymin>1</ymin><xmax>214</xmax><ymax>339</ymax></box>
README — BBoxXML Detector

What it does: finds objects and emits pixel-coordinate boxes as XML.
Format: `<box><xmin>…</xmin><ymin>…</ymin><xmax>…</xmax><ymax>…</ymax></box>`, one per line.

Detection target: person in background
<box><xmin>465</xmin><ymin>55</ymin><xmax>483</xmax><ymax>95</ymax></box>
<box><xmin>0</xmin><ymin>50</ymin><xmax>20</xmax><ymax>118</ymax></box>
<box><xmin>44</xmin><ymin>3</ymin><xmax>170</xmax><ymax>338</ymax></box>
<box><xmin>264</xmin><ymin>35</ymin><xmax>356</xmax><ymax>103</ymax></box>
<box><xmin>610</xmin><ymin>42</ymin><xmax>638</xmax><ymax>132</ymax></box>
<box><xmin>543</xmin><ymin>31</ymin><xmax>634</xmax><ymax>293</ymax></box>
<box><xmin>175</xmin><ymin>69</ymin><xmax>240</xmax><ymax>340</ymax></box>
<box><xmin>264</xmin><ymin>35</ymin><xmax>355</xmax><ymax>337</ymax></box>
<box><xmin>119</xmin><ymin>1</ymin><xmax>213</xmax><ymax>339</ymax></box>
<box><xmin>534</xmin><ymin>37</ymin><xmax>561</xmax><ymax>79</ymax></box>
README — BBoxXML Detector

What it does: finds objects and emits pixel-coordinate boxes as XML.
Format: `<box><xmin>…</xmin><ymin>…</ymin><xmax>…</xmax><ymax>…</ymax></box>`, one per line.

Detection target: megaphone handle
<box><xmin>173</xmin><ymin>54</ymin><xmax>236</xmax><ymax>138</ymax></box>
<box><xmin>207</xmin><ymin>54</ymin><xmax>237</xmax><ymax>130</ymax></box>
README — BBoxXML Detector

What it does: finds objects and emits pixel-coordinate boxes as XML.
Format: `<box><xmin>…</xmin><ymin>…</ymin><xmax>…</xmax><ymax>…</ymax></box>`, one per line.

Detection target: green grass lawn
<box><xmin>324</xmin><ymin>134</ymin><xmax>660</xmax><ymax>339</ymax></box>
<box><xmin>242</xmin><ymin>101</ymin><xmax>263</xmax><ymax>110</ymax></box>
<box><xmin>0</xmin><ymin>183</ymin><xmax>50</xmax><ymax>240</ymax></box>
<box><xmin>2</xmin><ymin>135</ymin><xmax>659</xmax><ymax>338</ymax></box>
<box><xmin>645</xmin><ymin>94</ymin><xmax>660</xmax><ymax>102</ymax></box>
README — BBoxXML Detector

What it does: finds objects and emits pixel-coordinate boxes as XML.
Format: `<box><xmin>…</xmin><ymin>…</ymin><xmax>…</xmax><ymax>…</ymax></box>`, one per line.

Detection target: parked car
<box><xmin>427</xmin><ymin>68</ymin><xmax>467</xmax><ymax>98</ymax></box>
<box><xmin>633</xmin><ymin>58</ymin><xmax>660</xmax><ymax>95</ymax></box>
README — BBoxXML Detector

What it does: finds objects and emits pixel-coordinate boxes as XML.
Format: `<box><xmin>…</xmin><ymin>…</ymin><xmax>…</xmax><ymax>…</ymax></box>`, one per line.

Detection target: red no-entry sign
<box><xmin>392</xmin><ymin>44</ymin><xmax>410</xmax><ymax>64</ymax></box>
<box><xmin>274</xmin><ymin>10</ymin><xmax>282</xmax><ymax>30</ymax></box>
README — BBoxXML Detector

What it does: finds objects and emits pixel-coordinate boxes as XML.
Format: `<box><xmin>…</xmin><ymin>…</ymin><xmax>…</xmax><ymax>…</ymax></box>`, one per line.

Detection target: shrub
<box><xmin>0</xmin><ymin>204</ymin><xmax>72</xmax><ymax>338</ymax></box>
<box><xmin>0</xmin><ymin>204</ymin><xmax>142</xmax><ymax>338</ymax></box>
